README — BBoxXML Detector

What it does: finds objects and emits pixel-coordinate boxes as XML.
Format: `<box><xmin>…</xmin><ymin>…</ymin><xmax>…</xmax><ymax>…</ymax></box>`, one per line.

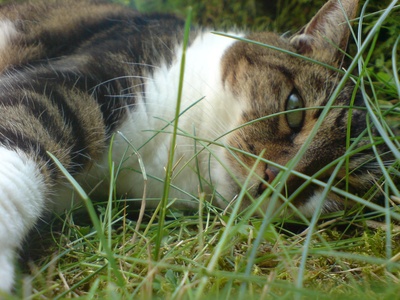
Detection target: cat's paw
<box><xmin>0</xmin><ymin>248</ymin><xmax>15</xmax><ymax>295</ymax></box>
<box><xmin>0</xmin><ymin>148</ymin><xmax>48</xmax><ymax>296</ymax></box>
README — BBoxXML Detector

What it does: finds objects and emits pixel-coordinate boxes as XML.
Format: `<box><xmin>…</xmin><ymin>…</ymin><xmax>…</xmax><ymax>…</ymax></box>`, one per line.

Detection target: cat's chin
<box><xmin>213</xmin><ymin>185</ymin><xmax>350</xmax><ymax>220</ymax></box>
<box><xmin>308</xmin><ymin>189</ymin><xmax>345</xmax><ymax>214</ymax></box>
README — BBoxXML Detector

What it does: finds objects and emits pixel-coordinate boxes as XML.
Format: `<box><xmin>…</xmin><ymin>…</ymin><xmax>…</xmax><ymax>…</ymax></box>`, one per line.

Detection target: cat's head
<box><xmin>214</xmin><ymin>0</ymin><xmax>383</xmax><ymax>217</ymax></box>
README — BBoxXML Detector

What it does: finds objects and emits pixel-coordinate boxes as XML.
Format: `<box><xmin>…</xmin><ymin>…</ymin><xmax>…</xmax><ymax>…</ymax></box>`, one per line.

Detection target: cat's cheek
<box><xmin>209</xmin><ymin>154</ymin><xmax>261</xmax><ymax>210</ymax></box>
<box><xmin>209</xmin><ymin>155</ymin><xmax>240</xmax><ymax>208</ymax></box>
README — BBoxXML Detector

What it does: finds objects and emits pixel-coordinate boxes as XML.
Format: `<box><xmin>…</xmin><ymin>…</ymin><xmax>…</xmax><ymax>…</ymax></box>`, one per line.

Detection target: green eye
<box><xmin>285</xmin><ymin>92</ymin><xmax>304</xmax><ymax>130</ymax></box>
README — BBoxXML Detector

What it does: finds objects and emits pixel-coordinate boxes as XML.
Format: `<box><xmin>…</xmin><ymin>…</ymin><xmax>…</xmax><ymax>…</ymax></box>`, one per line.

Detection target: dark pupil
<box><xmin>286</xmin><ymin>93</ymin><xmax>304</xmax><ymax>129</ymax></box>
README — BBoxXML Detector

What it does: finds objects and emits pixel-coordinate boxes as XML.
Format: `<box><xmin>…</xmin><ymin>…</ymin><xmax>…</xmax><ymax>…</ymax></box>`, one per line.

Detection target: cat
<box><xmin>0</xmin><ymin>0</ymin><xmax>389</xmax><ymax>294</ymax></box>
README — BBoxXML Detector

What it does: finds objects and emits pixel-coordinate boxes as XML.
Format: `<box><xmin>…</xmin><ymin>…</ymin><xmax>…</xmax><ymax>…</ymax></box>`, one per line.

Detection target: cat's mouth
<box><xmin>250</xmin><ymin>174</ymin><xmax>346</xmax><ymax>218</ymax></box>
<box><xmin>254</xmin><ymin>171</ymin><xmax>315</xmax><ymax>201</ymax></box>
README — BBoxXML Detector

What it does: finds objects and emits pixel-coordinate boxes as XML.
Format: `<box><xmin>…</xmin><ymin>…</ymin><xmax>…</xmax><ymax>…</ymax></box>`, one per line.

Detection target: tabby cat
<box><xmin>0</xmin><ymin>0</ymin><xmax>387</xmax><ymax>293</ymax></box>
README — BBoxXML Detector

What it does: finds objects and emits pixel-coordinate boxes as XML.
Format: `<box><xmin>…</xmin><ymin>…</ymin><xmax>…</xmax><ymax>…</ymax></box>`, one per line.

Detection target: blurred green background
<box><xmin>2</xmin><ymin>0</ymin><xmax>396</xmax><ymax>32</ymax></box>
<box><xmin>118</xmin><ymin>0</ymin><xmax>399</xmax><ymax>69</ymax></box>
<box><xmin>113</xmin><ymin>0</ymin><xmax>397</xmax><ymax>32</ymax></box>
<box><xmin>0</xmin><ymin>0</ymin><xmax>398</xmax><ymax>81</ymax></box>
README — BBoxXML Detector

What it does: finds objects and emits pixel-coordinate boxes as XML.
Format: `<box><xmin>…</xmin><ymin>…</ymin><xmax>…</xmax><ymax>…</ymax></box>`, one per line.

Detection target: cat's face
<box><xmin>213</xmin><ymin>0</ymin><xmax>378</xmax><ymax>216</ymax></box>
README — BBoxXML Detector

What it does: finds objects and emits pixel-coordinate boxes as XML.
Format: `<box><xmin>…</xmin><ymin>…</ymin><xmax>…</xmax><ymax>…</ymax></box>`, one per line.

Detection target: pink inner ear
<box><xmin>289</xmin><ymin>0</ymin><xmax>358</xmax><ymax>63</ymax></box>
<box><xmin>290</xmin><ymin>34</ymin><xmax>315</xmax><ymax>55</ymax></box>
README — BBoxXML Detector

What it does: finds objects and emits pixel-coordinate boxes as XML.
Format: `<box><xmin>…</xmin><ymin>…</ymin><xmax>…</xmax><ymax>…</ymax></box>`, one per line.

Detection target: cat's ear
<box><xmin>290</xmin><ymin>0</ymin><xmax>358</xmax><ymax>66</ymax></box>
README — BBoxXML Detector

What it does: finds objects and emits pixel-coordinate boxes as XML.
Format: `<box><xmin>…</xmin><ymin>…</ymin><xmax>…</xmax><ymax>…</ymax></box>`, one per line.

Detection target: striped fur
<box><xmin>0</xmin><ymin>0</ymin><xmax>390</xmax><ymax>293</ymax></box>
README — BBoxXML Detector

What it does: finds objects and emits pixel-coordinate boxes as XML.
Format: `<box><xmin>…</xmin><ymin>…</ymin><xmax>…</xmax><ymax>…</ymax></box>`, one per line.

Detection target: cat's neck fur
<box><xmin>73</xmin><ymin>31</ymin><xmax>245</xmax><ymax>210</ymax></box>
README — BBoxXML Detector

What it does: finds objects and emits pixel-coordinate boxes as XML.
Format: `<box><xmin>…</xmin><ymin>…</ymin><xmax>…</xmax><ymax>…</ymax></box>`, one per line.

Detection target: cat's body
<box><xmin>0</xmin><ymin>0</ymin><xmax>388</xmax><ymax>293</ymax></box>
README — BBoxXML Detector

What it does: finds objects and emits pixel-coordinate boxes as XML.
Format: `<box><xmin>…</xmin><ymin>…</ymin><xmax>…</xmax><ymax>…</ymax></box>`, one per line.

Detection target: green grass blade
<box><xmin>46</xmin><ymin>152</ymin><xmax>126</xmax><ymax>290</ymax></box>
<box><xmin>154</xmin><ymin>7</ymin><xmax>193</xmax><ymax>261</ymax></box>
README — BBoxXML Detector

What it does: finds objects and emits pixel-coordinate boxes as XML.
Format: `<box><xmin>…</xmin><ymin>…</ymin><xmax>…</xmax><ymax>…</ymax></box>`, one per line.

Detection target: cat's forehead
<box><xmin>221</xmin><ymin>32</ymin><xmax>328</xmax><ymax>96</ymax></box>
<box><xmin>240</xmin><ymin>32</ymin><xmax>296</xmax><ymax>59</ymax></box>
<box><xmin>245</xmin><ymin>32</ymin><xmax>293</xmax><ymax>49</ymax></box>
<box><xmin>221</xmin><ymin>31</ymin><xmax>310</xmax><ymax>77</ymax></box>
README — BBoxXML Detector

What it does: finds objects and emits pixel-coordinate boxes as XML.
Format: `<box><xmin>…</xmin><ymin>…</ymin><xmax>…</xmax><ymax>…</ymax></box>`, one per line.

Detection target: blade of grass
<box><xmin>116</xmin><ymin>131</ymin><xmax>148</xmax><ymax>246</ymax></box>
<box><xmin>357</xmin><ymin>0</ymin><xmax>400</xmax><ymax>160</ymax></box>
<box><xmin>294</xmin><ymin>2</ymin><xmax>400</xmax><ymax>295</ymax></box>
<box><xmin>392</xmin><ymin>35</ymin><xmax>400</xmax><ymax>98</ymax></box>
<box><xmin>194</xmin><ymin>150</ymin><xmax>266</xmax><ymax>299</ymax></box>
<box><xmin>154</xmin><ymin>7</ymin><xmax>192</xmax><ymax>261</ymax></box>
<box><xmin>47</xmin><ymin>152</ymin><xmax>126</xmax><ymax>291</ymax></box>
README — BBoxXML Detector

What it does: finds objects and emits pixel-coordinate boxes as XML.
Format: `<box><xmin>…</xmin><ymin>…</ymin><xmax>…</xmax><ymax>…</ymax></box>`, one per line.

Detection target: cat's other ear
<box><xmin>290</xmin><ymin>0</ymin><xmax>358</xmax><ymax>66</ymax></box>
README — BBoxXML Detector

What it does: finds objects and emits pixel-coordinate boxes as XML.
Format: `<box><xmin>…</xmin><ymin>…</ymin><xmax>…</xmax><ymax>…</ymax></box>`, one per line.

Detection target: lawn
<box><xmin>6</xmin><ymin>0</ymin><xmax>400</xmax><ymax>299</ymax></box>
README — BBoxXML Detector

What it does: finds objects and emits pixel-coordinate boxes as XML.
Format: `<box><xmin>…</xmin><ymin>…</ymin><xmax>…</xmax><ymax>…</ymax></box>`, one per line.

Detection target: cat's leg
<box><xmin>0</xmin><ymin>147</ymin><xmax>47</xmax><ymax>293</ymax></box>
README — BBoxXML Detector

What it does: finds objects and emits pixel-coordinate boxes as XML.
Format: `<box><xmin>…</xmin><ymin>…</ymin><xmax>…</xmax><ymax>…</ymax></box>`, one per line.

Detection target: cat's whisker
<box><xmin>123</xmin><ymin>62</ymin><xmax>160</xmax><ymax>69</ymax></box>
<box><xmin>93</xmin><ymin>75</ymin><xmax>153</xmax><ymax>91</ymax></box>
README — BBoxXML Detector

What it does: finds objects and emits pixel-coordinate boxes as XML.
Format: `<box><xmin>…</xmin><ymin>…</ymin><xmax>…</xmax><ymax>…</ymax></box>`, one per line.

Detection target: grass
<box><xmin>6</xmin><ymin>0</ymin><xmax>400</xmax><ymax>299</ymax></box>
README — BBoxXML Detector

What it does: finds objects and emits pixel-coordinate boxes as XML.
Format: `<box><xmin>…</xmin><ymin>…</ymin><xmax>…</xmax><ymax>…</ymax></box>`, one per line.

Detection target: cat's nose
<box><xmin>265</xmin><ymin>166</ymin><xmax>279</xmax><ymax>184</ymax></box>
<box><xmin>258</xmin><ymin>166</ymin><xmax>280</xmax><ymax>194</ymax></box>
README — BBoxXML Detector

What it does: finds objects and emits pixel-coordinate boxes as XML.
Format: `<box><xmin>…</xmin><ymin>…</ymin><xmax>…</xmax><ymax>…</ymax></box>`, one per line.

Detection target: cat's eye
<box><xmin>285</xmin><ymin>92</ymin><xmax>304</xmax><ymax>130</ymax></box>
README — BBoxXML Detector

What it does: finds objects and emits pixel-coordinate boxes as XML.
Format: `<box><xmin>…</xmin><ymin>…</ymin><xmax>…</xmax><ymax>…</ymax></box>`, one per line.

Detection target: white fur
<box><xmin>297</xmin><ymin>191</ymin><xmax>321</xmax><ymax>218</ymax></box>
<box><xmin>0</xmin><ymin>147</ymin><xmax>46</xmax><ymax>293</ymax></box>
<box><xmin>298</xmin><ymin>189</ymin><xmax>341</xmax><ymax>217</ymax></box>
<box><xmin>79</xmin><ymin>32</ymin><xmax>245</xmax><ymax>209</ymax></box>
<box><xmin>0</xmin><ymin>20</ymin><xmax>17</xmax><ymax>51</ymax></box>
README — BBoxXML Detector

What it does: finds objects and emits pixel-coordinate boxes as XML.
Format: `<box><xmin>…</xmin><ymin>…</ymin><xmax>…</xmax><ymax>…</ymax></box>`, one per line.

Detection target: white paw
<box><xmin>0</xmin><ymin>148</ymin><xmax>48</xmax><ymax>296</ymax></box>
<box><xmin>0</xmin><ymin>248</ymin><xmax>15</xmax><ymax>294</ymax></box>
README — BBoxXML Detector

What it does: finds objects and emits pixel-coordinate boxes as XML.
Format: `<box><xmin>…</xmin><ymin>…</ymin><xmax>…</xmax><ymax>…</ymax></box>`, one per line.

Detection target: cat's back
<box><xmin>0</xmin><ymin>0</ymin><xmax>186</xmax><ymax>72</ymax></box>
